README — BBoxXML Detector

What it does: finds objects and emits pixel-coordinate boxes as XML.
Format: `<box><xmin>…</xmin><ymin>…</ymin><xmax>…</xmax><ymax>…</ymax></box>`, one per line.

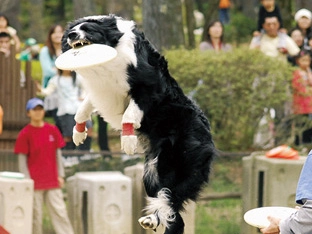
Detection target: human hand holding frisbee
<box><xmin>244</xmin><ymin>206</ymin><xmax>297</xmax><ymax>228</ymax></box>
<box><xmin>55</xmin><ymin>44</ymin><xmax>117</xmax><ymax>70</ymax></box>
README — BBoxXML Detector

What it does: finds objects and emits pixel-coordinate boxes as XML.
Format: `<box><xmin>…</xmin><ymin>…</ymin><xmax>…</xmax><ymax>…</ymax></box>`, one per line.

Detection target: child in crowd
<box><xmin>292</xmin><ymin>50</ymin><xmax>312</xmax><ymax>145</ymax></box>
<box><xmin>0</xmin><ymin>13</ymin><xmax>20</xmax><ymax>51</ymax></box>
<box><xmin>14</xmin><ymin>97</ymin><xmax>74</xmax><ymax>234</ymax></box>
<box><xmin>0</xmin><ymin>31</ymin><xmax>11</xmax><ymax>57</ymax></box>
<box><xmin>37</xmin><ymin>69</ymin><xmax>92</xmax><ymax>150</ymax></box>
<box><xmin>253</xmin><ymin>0</ymin><xmax>287</xmax><ymax>48</ymax></box>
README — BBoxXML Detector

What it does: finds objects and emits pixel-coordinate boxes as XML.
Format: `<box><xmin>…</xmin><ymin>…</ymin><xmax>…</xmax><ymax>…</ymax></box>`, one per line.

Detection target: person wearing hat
<box><xmin>294</xmin><ymin>8</ymin><xmax>312</xmax><ymax>47</ymax></box>
<box><xmin>14</xmin><ymin>97</ymin><xmax>74</xmax><ymax>234</ymax></box>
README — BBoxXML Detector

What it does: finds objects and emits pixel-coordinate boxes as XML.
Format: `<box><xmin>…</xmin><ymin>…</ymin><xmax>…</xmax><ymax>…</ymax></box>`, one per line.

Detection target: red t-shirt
<box><xmin>292</xmin><ymin>69</ymin><xmax>312</xmax><ymax>114</ymax></box>
<box><xmin>14</xmin><ymin>123</ymin><xmax>65</xmax><ymax>190</ymax></box>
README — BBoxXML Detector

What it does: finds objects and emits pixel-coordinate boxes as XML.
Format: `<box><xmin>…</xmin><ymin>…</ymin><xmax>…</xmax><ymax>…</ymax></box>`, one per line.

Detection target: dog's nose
<box><xmin>68</xmin><ymin>31</ymin><xmax>79</xmax><ymax>40</ymax></box>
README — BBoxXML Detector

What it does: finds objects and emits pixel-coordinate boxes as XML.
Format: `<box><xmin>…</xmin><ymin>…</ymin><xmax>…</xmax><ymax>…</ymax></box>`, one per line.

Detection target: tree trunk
<box><xmin>184</xmin><ymin>0</ymin><xmax>196</xmax><ymax>49</ymax></box>
<box><xmin>295</xmin><ymin>0</ymin><xmax>312</xmax><ymax>10</ymax></box>
<box><xmin>29</xmin><ymin>0</ymin><xmax>45</xmax><ymax>43</ymax></box>
<box><xmin>276</xmin><ymin>0</ymin><xmax>293</xmax><ymax>31</ymax></box>
<box><xmin>142</xmin><ymin>0</ymin><xmax>184</xmax><ymax>51</ymax></box>
<box><xmin>0</xmin><ymin>0</ymin><xmax>21</xmax><ymax>31</ymax></box>
<box><xmin>241</xmin><ymin>0</ymin><xmax>257</xmax><ymax>20</ymax></box>
<box><xmin>73</xmin><ymin>0</ymin><xmax>96</xmax><ymax>18</ymax></box>
<box><xmin>100</xmin><ymin>0</ymin><xmax>134</xmax><ymax>20</ymax></box>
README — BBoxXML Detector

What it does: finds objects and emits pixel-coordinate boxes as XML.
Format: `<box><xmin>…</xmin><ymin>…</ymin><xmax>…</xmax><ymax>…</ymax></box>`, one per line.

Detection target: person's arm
<box><xmin>249</xmin><ymin>37</ymin><xmax>261</xmax><ymax>49</ymax></box>
<box><xmin>18</xmin><ymin>153</ymin><xmax>30</xmax><ymax>178</ymax></box>
<box><xmin>0</xmin><ymin>105</ymin><xmax>3</xmax><ymax>134</ymax></box>
<box><xmin>12</xmin><ymin>34</ymin><xmax>21</xmax><ymax>52</ymax></box>
<box><xmin>39</xmin><ymin>47</ymin><xmax>57</xmax><ymax>79</ymax></box>
<box><xmin>286</xmin><ymin>36</ymin><xmax>300</xmax><ymax>56</ymax></box>
<box><xmin>38</xmin><ymin>79</ymin><xmax>57</xmax><ymax>96</ymax></box>
<box><xmin>279</xmin><ymin>201</ymin><xmax>312</xmax><ymax>234</ymax></box>
<box><xmin>56</xmin><ymin>148</ymin><xmax>65</xmax><ymax>187</ymax></box>
<box><xmin>261</xmin><ymin>201</ymin><xmax>312</xmax><ymax>234</ymax></box>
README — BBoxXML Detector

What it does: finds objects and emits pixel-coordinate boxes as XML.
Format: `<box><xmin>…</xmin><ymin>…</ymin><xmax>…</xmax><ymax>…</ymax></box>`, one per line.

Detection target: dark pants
<box><xmin>219</xmin><ymin>8</ymin><xmax>230</xmax><ymax>24</ymax></box>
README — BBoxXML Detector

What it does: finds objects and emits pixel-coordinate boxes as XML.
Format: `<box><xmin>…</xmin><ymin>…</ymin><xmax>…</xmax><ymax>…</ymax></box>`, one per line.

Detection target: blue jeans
<box><xmin>219</xmin><ymin>8</ymin><xmax>230</xmax><ymax>24</ymax></box>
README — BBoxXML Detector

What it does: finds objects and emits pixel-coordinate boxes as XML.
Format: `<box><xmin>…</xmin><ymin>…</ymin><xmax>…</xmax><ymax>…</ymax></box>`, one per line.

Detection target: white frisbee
<box><xmin>244</xmin><ymin>206</ymin><xmax>297</xmax><ymax>228</ymax></box>
<box><xmin>55</xmin><ymin>44</ymin><xmax>117</xmax><ymax>70</ymax></box>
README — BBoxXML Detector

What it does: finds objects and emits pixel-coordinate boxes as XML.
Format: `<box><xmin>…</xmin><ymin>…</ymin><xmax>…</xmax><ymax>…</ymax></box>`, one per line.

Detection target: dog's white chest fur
<box><xmin>76</xmin><ymin>62</ymin><xmax>130</xmax><ymax>130</ymax></box>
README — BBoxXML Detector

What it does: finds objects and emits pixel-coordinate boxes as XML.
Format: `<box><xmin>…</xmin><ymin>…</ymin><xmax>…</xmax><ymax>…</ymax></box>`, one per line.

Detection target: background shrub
<box><xmin>165</xmin><ymin>48</ymin><xmax>294</xmax><ymax>151</ymax></box>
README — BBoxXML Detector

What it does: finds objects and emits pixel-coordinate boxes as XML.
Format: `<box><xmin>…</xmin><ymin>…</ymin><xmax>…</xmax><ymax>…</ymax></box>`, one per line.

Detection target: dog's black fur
<box><xmin>62</xmin><ymin>15</ymin><xmax>215</xmax><ymax>234</ymax></box>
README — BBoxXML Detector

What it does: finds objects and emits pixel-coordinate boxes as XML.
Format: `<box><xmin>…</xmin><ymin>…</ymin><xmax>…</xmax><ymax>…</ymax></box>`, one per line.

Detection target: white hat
<box><xmin>295</xmin><ymin>8</ymin><xmax>312</xmax><ymax>21</ymax></box>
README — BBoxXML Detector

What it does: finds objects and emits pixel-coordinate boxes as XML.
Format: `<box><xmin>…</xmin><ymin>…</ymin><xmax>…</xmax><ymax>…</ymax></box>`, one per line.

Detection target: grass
<box><xmin>195</xmin><ymin>156</ymin><xmax>243</xmax><ymax>234</ymax></box>
<box><xmin>196</xmin><ymin>199</ymin><xmax>241</xmax><ymax>234</ymax></box>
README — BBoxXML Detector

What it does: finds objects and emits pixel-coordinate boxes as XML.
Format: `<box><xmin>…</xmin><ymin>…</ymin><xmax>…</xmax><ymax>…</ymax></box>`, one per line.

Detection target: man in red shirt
<box><xmin>14</xmin><ymin>97</ymin><xmax>74</xmax><ymax>234</ymax></box>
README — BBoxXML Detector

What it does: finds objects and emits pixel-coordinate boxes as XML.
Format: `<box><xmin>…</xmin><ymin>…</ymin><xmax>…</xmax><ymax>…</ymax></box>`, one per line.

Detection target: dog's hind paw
<box><xmin>138</xmin><ymin>214</ymin><xmax>159</xmax><ymax>230</ymax></box>
<box><xmin>121</xmin><ymin>135</ymin><xmax>137</xmax><ymax>155</ymax></box>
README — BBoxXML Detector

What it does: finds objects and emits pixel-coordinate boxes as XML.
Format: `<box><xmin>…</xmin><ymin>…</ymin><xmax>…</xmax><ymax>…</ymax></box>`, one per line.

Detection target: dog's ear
<box><xmin>98</xmin><ymin>16</ymin><xmax>124</xmax><ymax>46</ymax></box>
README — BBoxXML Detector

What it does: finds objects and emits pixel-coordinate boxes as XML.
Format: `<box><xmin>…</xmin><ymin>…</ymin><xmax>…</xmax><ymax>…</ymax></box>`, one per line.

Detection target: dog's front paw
<box><xmin>121</xmin><ymin>135</ymin><xmax>137</xmax><ymax>155</ymax></box>
<box><xmin>138</xmin><ymin>214</ymin><xmax>159</xmax><ymax>230</ymax></box>
<box><xmin>73</xmin><ymin>127</ymin><xmax>87</xmax><ymax>146</ymax></box>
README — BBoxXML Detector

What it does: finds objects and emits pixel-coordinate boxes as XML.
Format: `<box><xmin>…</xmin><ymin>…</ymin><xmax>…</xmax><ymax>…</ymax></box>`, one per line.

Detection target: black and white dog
<box><xmin>62</xmin><ymin>15</ymin><xmax>215</xmax><ymax>234</ymax></box>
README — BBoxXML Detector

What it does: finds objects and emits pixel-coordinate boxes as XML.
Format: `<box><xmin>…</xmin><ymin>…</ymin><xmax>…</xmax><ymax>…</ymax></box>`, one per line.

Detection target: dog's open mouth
<box><xmin>70</xmin><ymin>39</ymin><xmax>91</xmax><ymax>49</ymax></box>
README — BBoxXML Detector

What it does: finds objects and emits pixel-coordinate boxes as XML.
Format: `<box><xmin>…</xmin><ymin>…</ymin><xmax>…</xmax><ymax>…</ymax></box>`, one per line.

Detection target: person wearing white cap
<box><xmin>294</xmin><ymin>8</ymin><xmax>312</xmax><ymax>46</ymax></box>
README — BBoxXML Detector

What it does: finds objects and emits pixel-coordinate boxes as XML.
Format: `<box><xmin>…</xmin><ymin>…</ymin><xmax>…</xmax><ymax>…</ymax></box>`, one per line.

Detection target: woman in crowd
<box><xmin>294</xmin><ymin>9</ymin><xmax>312</xmax><ymax>47</ymax></box>
<box><xmin>39</xmin><ymin>24</ymin><xmax>63</xmax><ymax>127</ymax></box>
<box><xmin>199</xmin><ymin>20</ymin><xmax>232</xmax><ymax>52</ymax></box>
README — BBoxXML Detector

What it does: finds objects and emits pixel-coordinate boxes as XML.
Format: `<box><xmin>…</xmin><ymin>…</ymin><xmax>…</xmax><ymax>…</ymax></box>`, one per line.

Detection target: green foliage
<box><xmin>224</xmin><ymin>11</ymin><xmax>257</xmax><ymax>45</ymax></box>
<box><xmin>165</xmin><ymin>48</ymin><xmax>294</xmax><ymax>151</ymax></box>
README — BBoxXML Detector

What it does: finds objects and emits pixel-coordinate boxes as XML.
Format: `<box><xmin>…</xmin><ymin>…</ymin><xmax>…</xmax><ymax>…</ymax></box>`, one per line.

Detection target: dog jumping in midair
<box><xmin>61</xmin><ymin>15</ymin><xmax>216</xmax><ymax>234</ymax></box>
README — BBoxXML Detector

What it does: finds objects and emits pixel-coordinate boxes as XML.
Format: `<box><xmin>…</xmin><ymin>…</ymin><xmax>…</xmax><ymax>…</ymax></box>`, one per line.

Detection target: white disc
<box><xmin>244</xmin><ymin>206</ymin><xmax>297</xmax><ymax>228</ymax></box>
<box><xmin>55</xmin><ymin>44</ymin><xmax>117</xmax><ymax>70</ymax></box>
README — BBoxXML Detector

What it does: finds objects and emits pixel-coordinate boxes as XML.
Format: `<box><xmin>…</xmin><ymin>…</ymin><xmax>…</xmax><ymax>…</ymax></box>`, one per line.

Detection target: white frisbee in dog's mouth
<box><xmin>55</xmin><ymin>44</ymin><xmax>117</xmax><ymax>70</ymax></box>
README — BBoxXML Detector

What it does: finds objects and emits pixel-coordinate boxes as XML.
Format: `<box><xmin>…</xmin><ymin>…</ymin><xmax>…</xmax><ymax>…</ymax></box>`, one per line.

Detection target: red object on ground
<box><xmin>265</xmin><ymin>145</ymin><xmax>299</xmax><ymax>160</ymax></box>
<box><xmin>0</xmin><ymin>226</ymin><xmax>9</xmax><ymax>234</ymax></box>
